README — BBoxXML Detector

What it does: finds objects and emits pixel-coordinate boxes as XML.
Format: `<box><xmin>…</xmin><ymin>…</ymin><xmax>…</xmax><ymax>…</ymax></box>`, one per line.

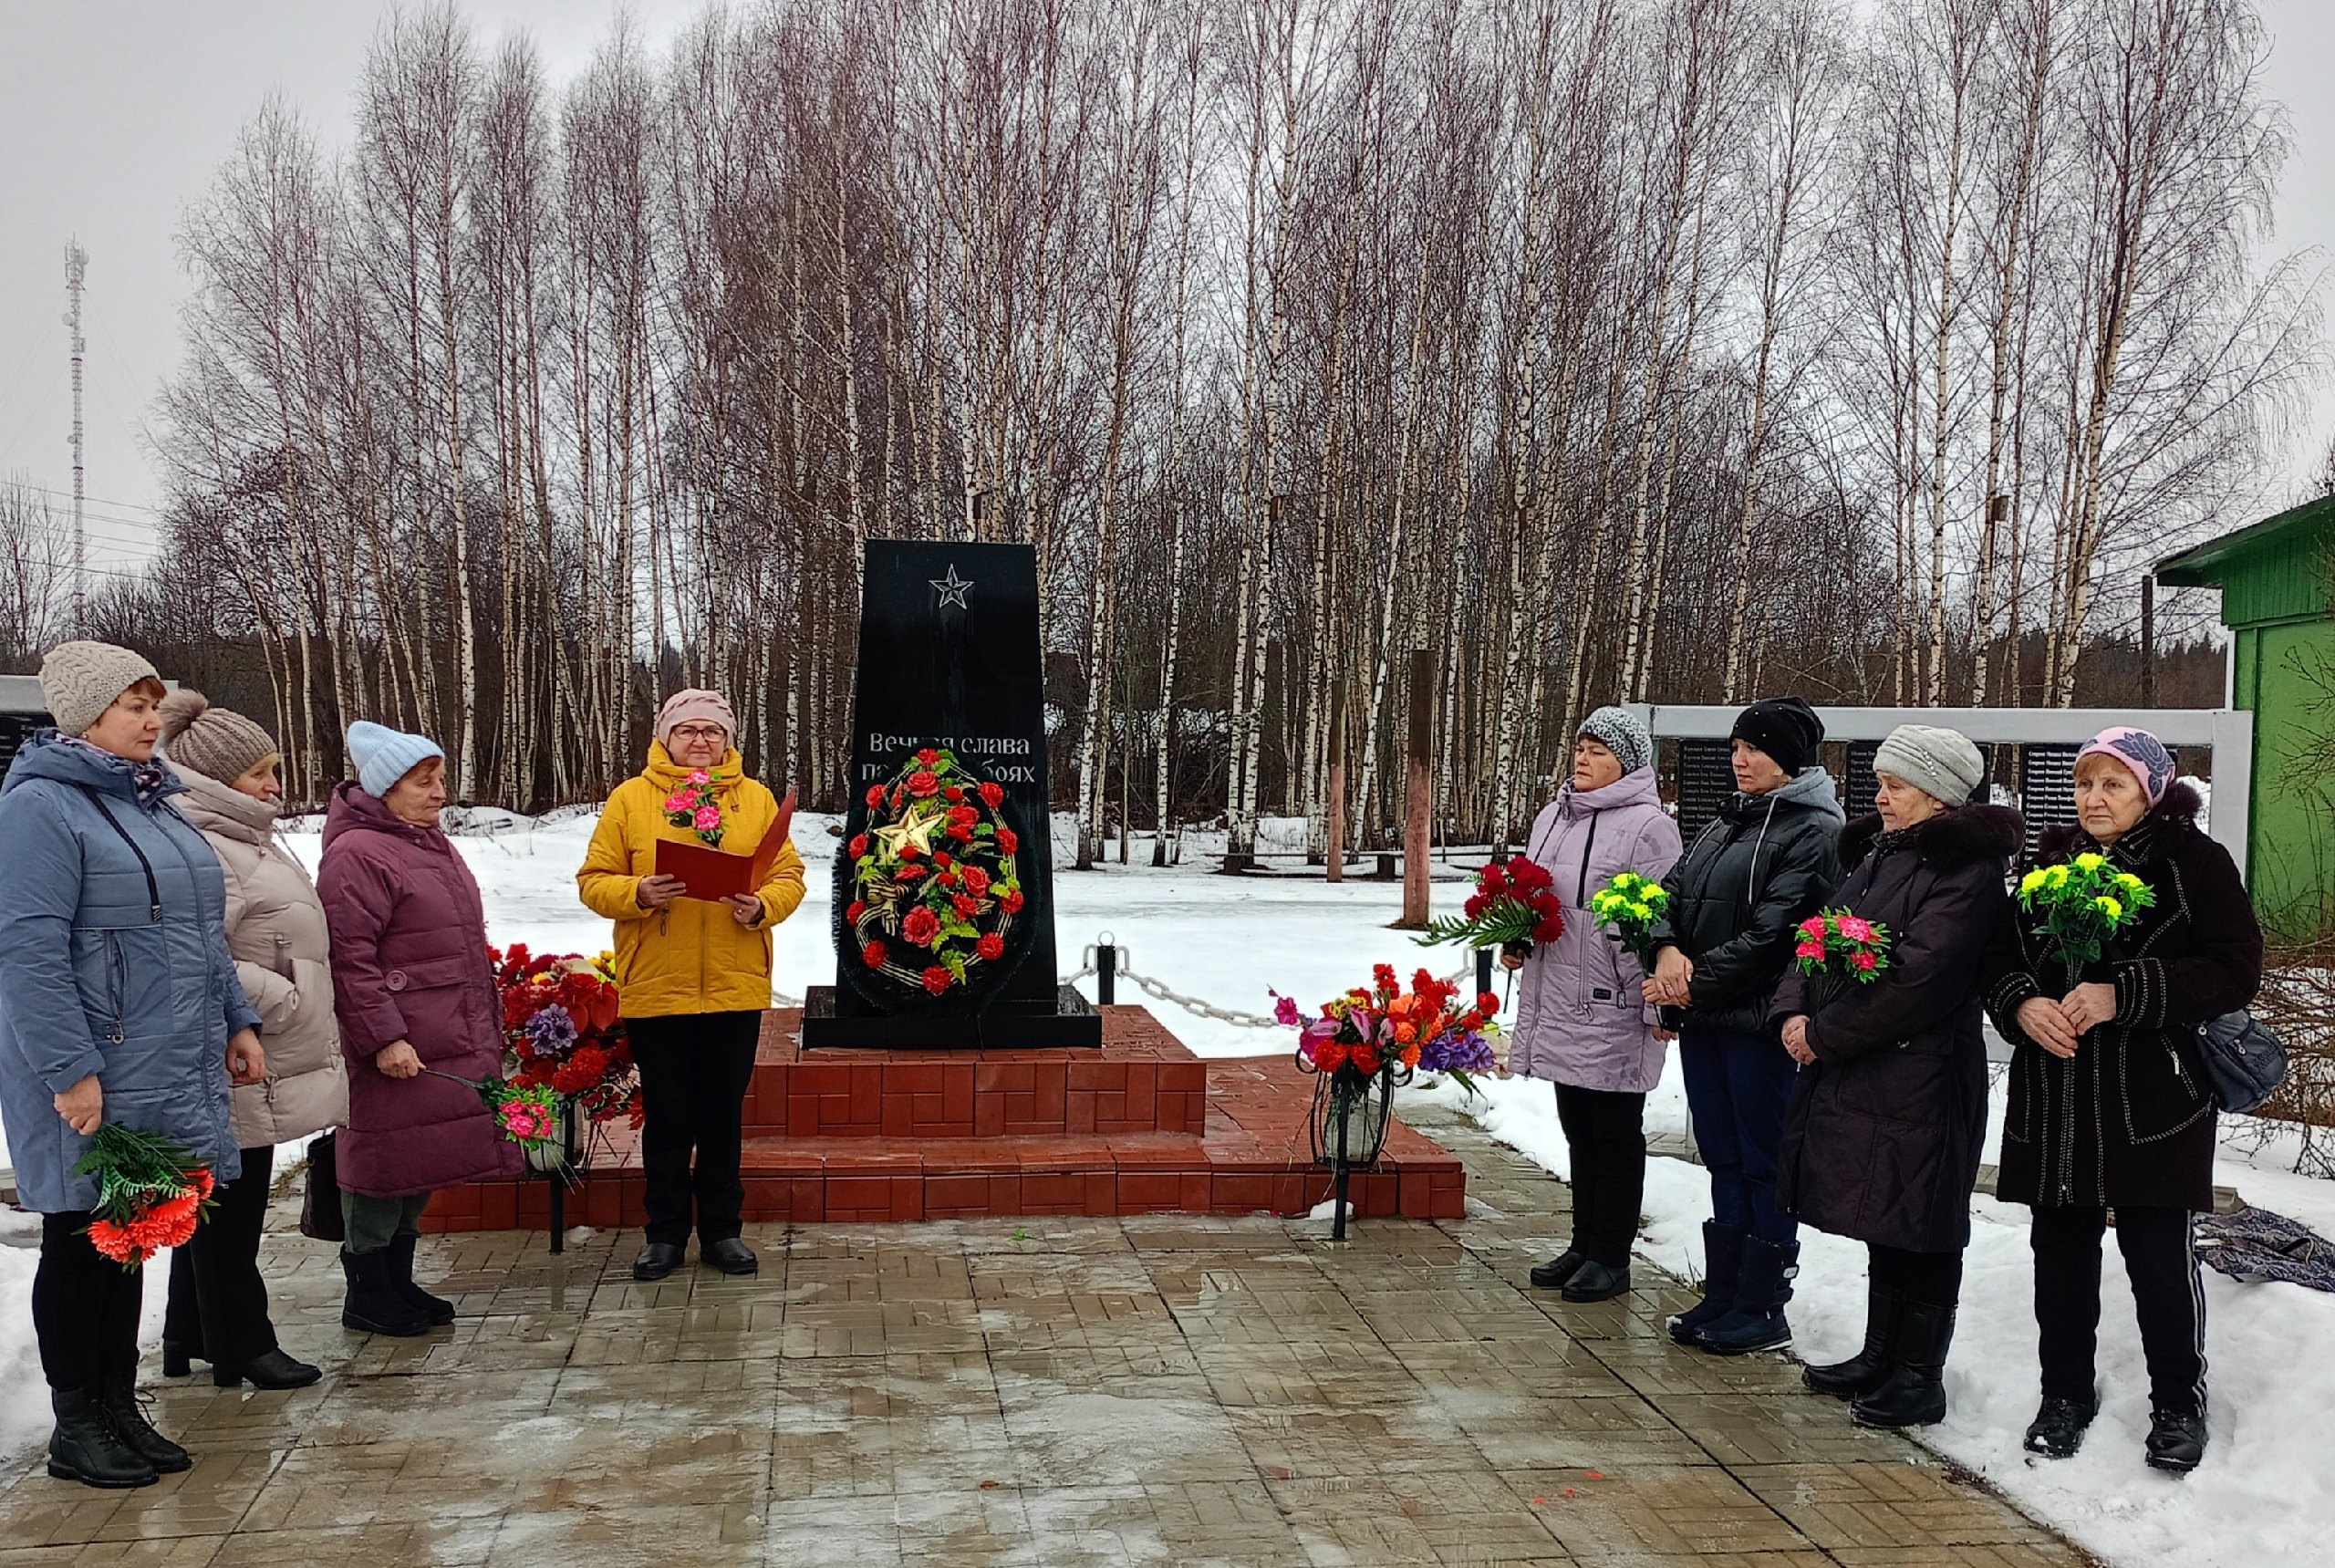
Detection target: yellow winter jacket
<box><xmin>576</xmin><ymin>744</ymin><xmax>807</xmax><ymax>1019</ymax></box>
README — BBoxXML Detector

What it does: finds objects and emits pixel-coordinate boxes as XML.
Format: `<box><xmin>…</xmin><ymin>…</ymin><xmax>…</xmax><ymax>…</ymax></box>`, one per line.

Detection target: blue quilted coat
<box><xmin>0</xmin><ymin>732</ymin><xmax>256</xmax><ymax>1212</ymax></box>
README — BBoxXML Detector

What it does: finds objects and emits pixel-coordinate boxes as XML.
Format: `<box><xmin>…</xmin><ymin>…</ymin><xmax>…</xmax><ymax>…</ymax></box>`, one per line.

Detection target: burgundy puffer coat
<box><xmin>316</xmin><ymin>783</ymin><xmax>523</xmax><ymax>1199</ymax></box>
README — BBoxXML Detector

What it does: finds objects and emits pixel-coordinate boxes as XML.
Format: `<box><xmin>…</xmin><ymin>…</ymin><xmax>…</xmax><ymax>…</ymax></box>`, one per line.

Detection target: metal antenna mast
<box><xmin>65</xmin><ymin>240</ymin><xmax>88</xmax><ymax>627</ymax></box>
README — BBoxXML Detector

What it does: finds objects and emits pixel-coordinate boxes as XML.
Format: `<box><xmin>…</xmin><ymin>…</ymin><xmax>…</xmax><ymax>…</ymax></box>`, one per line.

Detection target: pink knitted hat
<box><xmin>2076</xmin><ymin>726</ymin><xmax>2174</xmax><ymax>806</ymax></box>
<box><xmin>656</xmin><ymin>689</ymin><xmax>737</xmax><ymax>751</ymax></box>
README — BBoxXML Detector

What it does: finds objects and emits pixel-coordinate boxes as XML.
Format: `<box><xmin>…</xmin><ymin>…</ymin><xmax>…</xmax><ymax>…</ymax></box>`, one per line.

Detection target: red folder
<box><xmin>655</xmin><ymin>790</ymin><xmax>796</xmax><ymax>902</ymax></box>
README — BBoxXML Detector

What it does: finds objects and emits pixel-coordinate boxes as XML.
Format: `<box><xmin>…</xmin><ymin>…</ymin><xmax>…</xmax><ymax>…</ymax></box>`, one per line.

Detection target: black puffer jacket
<box><xmin>1648</xmin><ymin>767</ymin><xmax>1845</xmax><ymax>1034</ymax></box>
<box><xmin>1978</xmin><ymin>783</ymin><xmax>2261</xmax><ymax>1212</ymax></box>
<box><xmin>1774</xmin><ymin>805</ymin><xmax>2021</xmax><ymax>1252</ymax></box>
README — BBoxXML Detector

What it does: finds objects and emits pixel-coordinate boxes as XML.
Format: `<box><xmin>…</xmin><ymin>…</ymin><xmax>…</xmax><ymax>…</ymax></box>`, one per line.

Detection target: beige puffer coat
<box><xmin>172</xmin><ymin>764</ymin><xmax>349</xmax><ymax>1147</ymax></box>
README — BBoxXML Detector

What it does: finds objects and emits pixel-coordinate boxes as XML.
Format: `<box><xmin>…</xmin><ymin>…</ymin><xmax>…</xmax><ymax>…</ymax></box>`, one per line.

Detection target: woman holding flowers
<box><xmin>1501</xmin><ymin>708</ymin><xmax>1682</xmax><ymax>1303</ymax></box>
<box><xmin>0</xmin><ymin>642</ymin><xmax>265</xmax><ymax>1489</ymax></box>
<box><xmin>157</xmin><ymin>690</ymin><xmax>348</xmax><ymax>1391</ymax></box>
<box><xmin>1771</xmin><ymin>724</ymin><xmax>2020</xmax><ymax>1430</ymax></box>
<box><xmin>577</xmin><ymin>690</ymin><xmax>804</xmax><ymax>1282</ymax></box>
<box><xmin>1979</xmin><ymin>728</ymin><xmax>2260</xmax><ymax>1474</ymax></box>
<box><xmin>1642</xmin><ymin>696</ymin><xmax>1843</xmax><ymax>1355</ymax></box>
<box><xmin>319</xmin><ymin>722</ymin><xmax>523</xmax><ymax>1338</ymax></box>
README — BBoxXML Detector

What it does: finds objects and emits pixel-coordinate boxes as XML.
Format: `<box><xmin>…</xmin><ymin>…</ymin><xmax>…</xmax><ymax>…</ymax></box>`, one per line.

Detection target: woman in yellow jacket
<box><xmin>578</xmin><ymin>690</ymin><xmax>804</xmax><ymax>1282</ymax></box>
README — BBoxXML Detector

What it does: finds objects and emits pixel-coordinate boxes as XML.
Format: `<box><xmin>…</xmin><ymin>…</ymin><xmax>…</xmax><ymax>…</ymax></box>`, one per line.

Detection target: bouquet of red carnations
<box><xmin>1794</xmin><ymin>909</ymin><xmax>1893</xmax><ymax>995</ymax></box>
<box><xmin>1416</xmin><ymin>856</ymin><xmax>1564</xmax><ymax>956</ymax></box>
<box><xmin>72</xmin><ymin>1125</ymin><xmax>217</xmax><ymax>1271</ymax></box>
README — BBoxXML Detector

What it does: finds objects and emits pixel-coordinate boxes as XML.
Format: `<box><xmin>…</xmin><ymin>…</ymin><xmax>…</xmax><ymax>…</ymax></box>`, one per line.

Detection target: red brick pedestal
<box><xmin>419</xmin><ymin>1005</ymin><xmax>1467</xmax><ymax>1231</ymax></box>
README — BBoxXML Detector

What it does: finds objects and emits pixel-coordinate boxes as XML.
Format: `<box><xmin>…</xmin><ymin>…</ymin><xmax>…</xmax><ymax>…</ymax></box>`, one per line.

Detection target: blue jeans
<box><xmin>1680</xmin><ymin>1023</ymin><xmax>1801</xmax><ymax>1244</ymax></box>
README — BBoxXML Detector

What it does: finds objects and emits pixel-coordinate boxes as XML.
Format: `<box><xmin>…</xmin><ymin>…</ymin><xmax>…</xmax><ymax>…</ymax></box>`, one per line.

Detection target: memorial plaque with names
<box><xmin>1675</xmin><ymin>739</ymin><xmax>1738</xmax><ymax>840</ymax></box>
<box><xmin>803</xmin><ymin>539</ymin><xmax>1101</xmax><ymax>1048</ymax></box>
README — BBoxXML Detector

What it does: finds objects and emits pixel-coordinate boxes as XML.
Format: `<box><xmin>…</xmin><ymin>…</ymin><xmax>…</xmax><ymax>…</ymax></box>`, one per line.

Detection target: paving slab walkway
<box><xmin>0</xmin><ymin>1107</ymin><xmax>2093</xmax><ymax>1567</ymax></box>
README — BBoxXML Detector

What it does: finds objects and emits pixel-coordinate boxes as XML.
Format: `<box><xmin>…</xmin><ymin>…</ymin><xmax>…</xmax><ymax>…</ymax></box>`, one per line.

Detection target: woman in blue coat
<box><xmin>0</xmin><ymin>642</ymin><xmax>266</xmax><ymax>1490</ymax></box>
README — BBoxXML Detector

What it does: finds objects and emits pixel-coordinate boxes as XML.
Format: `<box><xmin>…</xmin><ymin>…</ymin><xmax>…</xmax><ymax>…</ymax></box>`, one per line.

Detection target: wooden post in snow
<box><xmin>1324</xmin><ymin>680</ymin><xmax>1346</xmax><ymax>884</ymax></box>
<box><xmin>1398</xmin><ymin>650</ymin><xmax>1433</xmax><ymax>928</ymax></box>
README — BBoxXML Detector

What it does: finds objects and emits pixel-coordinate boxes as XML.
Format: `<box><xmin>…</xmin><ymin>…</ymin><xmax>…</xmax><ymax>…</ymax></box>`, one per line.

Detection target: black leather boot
<box><xmin>1804</xmin><ymin>1282</ymin><xmax>1902</xmax><ymax>1399</ymax></box>
<box><xmin>1851</xmin><ymin>1298</ymin><xmax>1955</xmax><ymax>1429</ymax></box>
<box><xmin>99</xmin><ymin>1376</ymin><xmax>192</xmax><ymax>1474</ymax></box>
<box><xmin>2145</xmin><ymin>1408</ymin><xmax>2208</xmax><ymax>1473</ymax></box>
<box><xmin>387</xmin><ymin>1234</ymin><xmax>457</xmax><ymax>1324</ymax></box>
<box><xmin>1529</xmin><ymin>1250</ymin><xmax>1586</xmax><ymax>1290</ymax></box>
<box><xmin>2022</xmin><ymin>1395</ymin><xmax>2097</xmax><ymax>1459</ymax></box>
<box><xmin>46</xmin><ymin>1387</ymin><xmax>157</xmax><ymax>1490</ymax></box>
<box><xmin>213</xmin><ymin>1347</ymin><xmax>324</xmax><ymax>1390</ymax></box>
<box><xmin>341</xmin><ymin>1248</ymin><xmax>431</xmax><ymax>1337</ymax></box>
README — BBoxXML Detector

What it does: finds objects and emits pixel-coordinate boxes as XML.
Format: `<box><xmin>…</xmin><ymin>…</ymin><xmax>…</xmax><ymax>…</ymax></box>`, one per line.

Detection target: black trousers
<box><xmin>1553</xmin><ymin>1084</ymin><xmax>1647</xmax><ymax>1268</ymax></box>
<box><xmin>33</xmin><ymin>1212</ymin><xmax>144</xmax><ymax>1391</ymax></box>
<box><xmin>163</xmin><ymin>1145</ymin><xmax>278</xmax><ymax>1366</ymax></box>
<box><xmin>1869</xmin><ymin>1241</ymin><xmax>1965</xmax><ymax>1308</ymax></box>
<box><xmin>2031</xmin><ymin>1205</ymin><xmax>2208</xmax><ymax>1417</ymax></box>
<box><xmin>629</xmin><ymin>1010</ymin><xmax>763</xmax><ymax>1247</ymax></box>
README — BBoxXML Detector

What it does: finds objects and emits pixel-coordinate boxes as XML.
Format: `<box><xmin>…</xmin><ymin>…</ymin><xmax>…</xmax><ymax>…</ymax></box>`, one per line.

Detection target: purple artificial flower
<box><xmin>524</xmin><ymin>1003</ymin><xmax>578</xmax><ymax>1055</ymax></box>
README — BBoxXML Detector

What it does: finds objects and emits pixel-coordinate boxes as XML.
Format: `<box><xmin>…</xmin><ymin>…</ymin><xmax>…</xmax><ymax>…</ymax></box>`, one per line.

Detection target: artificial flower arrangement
<box><xmin>662</xmin><ymin>769</ymin><xmax>727</xmax><ymax>847</ymax></box>
<box><xmin>1277</xmin><ymin>963</ymin><xmax>1502</xmax><ymax>1098</ymax></box>
<box><xmin>1794</xmin><ymin>909</ymin><xmax>1893</xmax><ymax>999</ymax></box>
<box><xmin>73</xmin><ymin>1125</ymin><xmax>216</xmax><ymax>1270</ymax></box>
<box><xmin>1416</xmin><ymin>855</ymin><xmax>1564</xmax><ymax>955</ymax></box>
<box><xmin>846</xmin><ymin>747</ymin><xmax>1025</xmax><ymax>998</ymax></box>
<box><xmin>491</xmin><ymin>944</ymin><xmax>641</xmax><ymax>1127</ymax></box>
<box><xmin>420</xmin><ymin>1068</ymin><xmax>571</xmax><ymax>1168</ymax></box>
<box><xmin>1589</xmin><ymin>872</ymin><xmax>1670</xmax><ymax>964</ymax></box>
<box><xmin>2018</xmin><ymin>852</ymin><xmax>2153</xmax><ymax>973</ymax></box>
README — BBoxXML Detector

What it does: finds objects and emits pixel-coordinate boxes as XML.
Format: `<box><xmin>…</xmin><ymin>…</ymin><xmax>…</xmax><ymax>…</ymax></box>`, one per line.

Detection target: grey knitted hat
<box><xmin>1577</xmin><ymin>706</ymin><xmax>1654</xmax><ymax>778</ymax></box>
<box><xmin>158</xmin><ymin>689</ymin><xmax>278</xmax><ymax>784</ymax></box>
<box><xmin>38</xmin><ymin>640</ymin><xmax>160</xmax><ymax>737</ymax></box>
<box><xmin>1873</xmin><ymin>723</ymin><xmax>1986</xmax><ymax>808</ymax></box>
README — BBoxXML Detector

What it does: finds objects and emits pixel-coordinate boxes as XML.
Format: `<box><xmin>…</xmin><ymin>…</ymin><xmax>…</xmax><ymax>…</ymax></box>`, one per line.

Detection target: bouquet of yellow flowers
<box><xmin>1589</xmin><ymin>872</ymin><xmax>1669</xmax><ymax>965</ymax></box>
<box><xmin>2018</xmin><ymin>852</ymin><xmax>2153</xmax><ymax>972</ymax></box>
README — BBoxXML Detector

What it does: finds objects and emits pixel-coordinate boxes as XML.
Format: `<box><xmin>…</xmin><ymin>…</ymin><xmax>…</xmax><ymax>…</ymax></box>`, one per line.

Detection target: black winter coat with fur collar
<box><xmin>1977</xmin><ymin>783</ymin><xmax>2262</xmax><ymax>1212</ymax></box>
<box><xmin>1774</xmin><ymin>804</ymin><xmax>2022</xmax><ymax>1252</ymax></box>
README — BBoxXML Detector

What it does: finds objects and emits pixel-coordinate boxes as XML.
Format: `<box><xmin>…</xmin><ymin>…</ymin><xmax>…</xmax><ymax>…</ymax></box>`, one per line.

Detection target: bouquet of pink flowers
<box><xmin>1794</xmin><ymin>909</ymin><xmax>1892</xmax><ymax>992</ymax></box>
<box><xmin>662</xmin><ymin>769</ymin><xmax>726</xmax><ymax>847</ymax></box>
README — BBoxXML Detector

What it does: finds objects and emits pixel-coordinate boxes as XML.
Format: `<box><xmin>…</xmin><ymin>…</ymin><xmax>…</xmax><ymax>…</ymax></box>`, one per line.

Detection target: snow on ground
<box><xmin>4</xmin><ymin>802</ymin><xmax>2331</xmax><ymax>1567</ymax></box>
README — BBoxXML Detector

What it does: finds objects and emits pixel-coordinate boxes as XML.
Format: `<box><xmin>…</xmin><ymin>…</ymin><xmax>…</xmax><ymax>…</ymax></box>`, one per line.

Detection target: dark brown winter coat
<box><xmin>1977</xmin><ymin>783</ymin><xmax>2261</xmax><ymax>1213</ymax></box>
<box><xmin>1774</xmin><ymin>805</ymin><xmax>2021</xmax><ymax>1252</ymax></box>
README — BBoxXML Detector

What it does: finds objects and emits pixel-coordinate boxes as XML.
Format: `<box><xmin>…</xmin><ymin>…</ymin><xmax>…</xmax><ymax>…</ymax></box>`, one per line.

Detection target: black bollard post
<box><xmin>549</xmin><ymin>1172</ymin><xmax>565</xmax><ymax>1255</ymax></box>
<box><xmin>1475</xmin><ymin>946</ymin><xmax>1493</xmax><ymax>1002</ymax></box>
<box><xmin>1331</xmin><ymin>1083</ymin><xmax>1352</xmax><ymax>1242</ymax></box>
<box><xmin>1097</xmin><ymin>942</ymin><xmax>1117</xmax><ymax>1005</ymax></box>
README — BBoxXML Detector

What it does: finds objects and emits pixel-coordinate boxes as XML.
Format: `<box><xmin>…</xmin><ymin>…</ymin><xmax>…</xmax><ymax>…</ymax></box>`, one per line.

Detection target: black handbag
<box><xmin>299</xmin><ymin>1130</ymin><xmax>347</xmax><ymax>1241</ymax></box>
<box><xmin>2197</xmin><ymin>1010</ymin><xmax>2287</xmax><ymax>1116</ymax></box>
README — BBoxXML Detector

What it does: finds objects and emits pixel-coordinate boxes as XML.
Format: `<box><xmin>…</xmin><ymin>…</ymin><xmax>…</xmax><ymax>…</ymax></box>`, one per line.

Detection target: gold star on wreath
<box><xmin>872</xmin><ymin>803</ymin><xmax>944</xmax><ymax>860</ymax></box>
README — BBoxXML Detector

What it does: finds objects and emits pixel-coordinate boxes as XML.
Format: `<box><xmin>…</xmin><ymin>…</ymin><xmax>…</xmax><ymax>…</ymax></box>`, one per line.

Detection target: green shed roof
<box><xmin>2158</xmin><ymin>494</ymin><xmax>2333</xmax><ymax>626</ymax></box>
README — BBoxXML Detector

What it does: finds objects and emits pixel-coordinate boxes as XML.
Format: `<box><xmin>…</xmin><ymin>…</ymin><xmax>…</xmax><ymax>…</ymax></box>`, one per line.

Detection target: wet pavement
<box><xmin>0</xmin><ymin>1107</ymin><xmax>2089</xmax><ymax>1566</ymax></box>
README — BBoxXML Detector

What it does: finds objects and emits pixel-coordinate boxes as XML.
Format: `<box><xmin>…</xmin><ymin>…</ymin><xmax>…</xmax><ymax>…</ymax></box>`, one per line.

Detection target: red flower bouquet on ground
<box><xmin>490</xmin><ymin>944</ymin><xmax>641</xmax><ymax>1128</ymax></box>
<box><xmin>1417</xmin><ymin>856</ymin><xmax>1564</xmax><ymax>956</ymax></box>
<box><xmin>72</xmin><ymin>1125</ymin><xmax>217</xmax><ymax>1271</ymax></box>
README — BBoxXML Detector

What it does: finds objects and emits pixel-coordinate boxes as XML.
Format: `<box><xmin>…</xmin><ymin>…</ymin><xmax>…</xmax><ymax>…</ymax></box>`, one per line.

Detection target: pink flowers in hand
<box><xmin>692</xmin><ymin>805</ymin><xmax>721</xmax><ymax>831</ymax></box>
<box><xmin>1795</xmin><ymin>909</ymin><xmax>1893</xmax><ymax>988</ymax></box>
<box><xmin>499</xmin><ymin>1099</ymin><xmax>552</xmax><ymax>1142</ymax></box>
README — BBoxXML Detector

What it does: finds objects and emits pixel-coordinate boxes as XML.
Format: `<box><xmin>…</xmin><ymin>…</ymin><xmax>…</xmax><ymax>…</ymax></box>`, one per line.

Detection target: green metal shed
<box><xmin>2158</xmin><ymin>495</ymin><xmax>2335</xmax><ymax>940</ymax></box>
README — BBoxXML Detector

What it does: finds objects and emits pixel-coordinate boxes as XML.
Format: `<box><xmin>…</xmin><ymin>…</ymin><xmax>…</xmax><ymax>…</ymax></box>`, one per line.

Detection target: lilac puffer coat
<box><xmin>1504</xmin><ymin>768</ymin><xmax>1684</xmax><ymax>1094</ymax></box>
<box><xmin>316</xmin><ymin>783</ymin><xmax>523</xmax><ymax>1199</ymax></box>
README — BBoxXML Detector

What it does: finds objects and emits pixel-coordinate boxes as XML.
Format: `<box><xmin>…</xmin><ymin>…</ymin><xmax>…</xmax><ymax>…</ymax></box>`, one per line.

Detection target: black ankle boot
<box><xmin>1804</xmin><ymin>1282</ymin><xmax>1902</xmax><ymax>1399</ymax></box>
<box><xmin>1850</xmin><ymin>1298</ymin><xmax>1955</xmax><ymax>1429</ymax></box>
<box><xmin>387</xmin><ymin>1234</ymin><xmax>456</xmax><ymax>1324</ymax></box>
<box><xmin>99</xmin><ymin>1377</ymin><xmax>191</xmax><ymax>1474</ymax></box>
<box><xmin>341</xmin><ymin>1248</ymin><xmax>432</xmax><ymax>1337</ymax></box>
<box><xmin>213</xmin><ymin>1347</ymin><xmax>323</xmax><ymax>1390</ymax></box>
<box><xmin>46</xmin><ymin>1387</ymin><xmax>157</xmax><ymax>1489</ymax></box>
<box><xmin>2023</xmin><ymin>1395</ymin><xmax>2096</xmax><ymax>1459</ymax></box>
<box><xmin>2145</xmin><ymin>1407</ymin><xmax>2208</xmax><ymax>1473</ymax></box>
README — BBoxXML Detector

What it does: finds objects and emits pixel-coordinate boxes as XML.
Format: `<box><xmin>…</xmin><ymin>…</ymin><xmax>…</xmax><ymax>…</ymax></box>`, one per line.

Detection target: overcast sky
<box><xmin>2</xmin><ymin>0</ymin><xmax>2330</xmax><ymax>577</ymax></box>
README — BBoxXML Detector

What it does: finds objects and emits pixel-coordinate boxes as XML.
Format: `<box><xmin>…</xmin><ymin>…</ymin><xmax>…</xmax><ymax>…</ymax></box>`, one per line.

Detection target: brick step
<box><xmin>414</xmin><ymin>1006</ymin><xmax>1468</xmax><ymax>1231</ymax></box>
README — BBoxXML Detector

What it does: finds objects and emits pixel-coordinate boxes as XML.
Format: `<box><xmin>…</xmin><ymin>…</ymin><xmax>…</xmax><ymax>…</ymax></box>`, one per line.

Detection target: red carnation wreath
<box><xmin>846</xmin><ymin>747</ymin><xmax>1026</xmax><ymax>996</ymax></box>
